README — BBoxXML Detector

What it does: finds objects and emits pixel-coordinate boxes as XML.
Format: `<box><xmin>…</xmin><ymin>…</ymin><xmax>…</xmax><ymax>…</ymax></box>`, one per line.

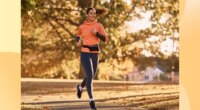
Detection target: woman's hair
<box><xmin>78</xmin><ymin>7</ymin><xmax>107</xmax><ymax>24</ymax></box>
<box><xmin>86</xmin><ymin>7</ymin><xmax>107</xmax><ymax>17</ymax></box>
<box><xmin>86</xmin><ymin>7</ymin><xmax>95</xmax><ymax>14</ymax></box>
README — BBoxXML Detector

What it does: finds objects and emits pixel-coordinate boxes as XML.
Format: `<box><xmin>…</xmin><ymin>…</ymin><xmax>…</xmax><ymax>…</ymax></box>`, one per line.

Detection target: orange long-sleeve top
<box><xmin>76</xmin><ymin>19</ymin><xmax>108</xmax><ymax>53</ymax></box>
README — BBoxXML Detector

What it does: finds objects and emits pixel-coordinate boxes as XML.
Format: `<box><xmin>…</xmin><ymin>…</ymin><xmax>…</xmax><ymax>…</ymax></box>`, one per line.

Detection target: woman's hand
<box><xmin>91</xmin><ymin>29</ymin><xmax>97</xmax><ymax>35</ymax></box>
<box><xmin>76</xmin><ymin>41</ymin><xmax>81</xmax><ymax>47</ymax></box>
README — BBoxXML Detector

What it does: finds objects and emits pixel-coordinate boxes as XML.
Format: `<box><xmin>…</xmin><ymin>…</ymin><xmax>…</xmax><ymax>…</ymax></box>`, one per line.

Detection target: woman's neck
<box><xmin>87</xmin><ymin>18</ymin><xmax>95</xmax><ymax>23</ymax></box>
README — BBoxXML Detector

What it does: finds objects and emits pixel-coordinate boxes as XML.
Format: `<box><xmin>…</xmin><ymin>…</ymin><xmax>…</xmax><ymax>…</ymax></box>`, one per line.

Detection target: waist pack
<box><xmin>82</xmin><ymin>45</ymin><xmax>99</xmax><ymax>51</ymax></box>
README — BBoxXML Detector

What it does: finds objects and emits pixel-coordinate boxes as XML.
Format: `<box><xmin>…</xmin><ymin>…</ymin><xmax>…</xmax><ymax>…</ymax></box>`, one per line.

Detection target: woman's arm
<box><xmin>98</xmin><ymin>23</ymin><xmax>108</xmax><ymax>42</ymax></box>
<box><xmin>91</xmin><ymin>29</ymin><xmax>106</xmax><ymax>42</ymax></box>
<box><xmin>96</xmin><ymin>32</ymin><xmax>106</xmax><ymax>42</ymax></box>
<box><xmin>91</xmin><ymin>24</ymin><xmax>108</xmax><ymax>42</ymax></box>
<box><xmin>75</xmin><ymin>26</ymin><xmax>82</xmax><ymax>47</ymax></box>
<box><xmin>75</xmin><ymin>36</ymin><xmax>81</xmax><ymax>47</ymax></box>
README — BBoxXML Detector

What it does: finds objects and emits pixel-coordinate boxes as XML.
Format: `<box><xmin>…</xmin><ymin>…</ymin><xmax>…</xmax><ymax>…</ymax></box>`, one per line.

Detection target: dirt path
<box><xmin>21</xmin><ymin>78</ymin><xmax>179</xmax><ymax>110</ymax></box>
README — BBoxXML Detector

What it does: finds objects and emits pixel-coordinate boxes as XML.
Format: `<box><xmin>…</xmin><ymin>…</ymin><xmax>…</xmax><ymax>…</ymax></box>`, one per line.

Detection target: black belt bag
<box><xmin>82</xmin><ymin>45</ymin><xmax>99</xmax><ymax>51</ymax></box>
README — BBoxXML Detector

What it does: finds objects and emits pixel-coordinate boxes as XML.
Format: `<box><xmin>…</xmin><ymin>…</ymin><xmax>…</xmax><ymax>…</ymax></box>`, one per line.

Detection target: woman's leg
<box><xmin>80</xmin><ymin>78</ymin><xmax>86</xmax><ymax>88</ymax></box>
<box><xmin>77</xmin><ymin>77</ymin><xmax>86</xmax><ymax>99</ymax></box>
<box><xmin>91</xmin><ymin>53</ymin><xmax>99</xmax><ymax>79</ymax></box>
<box><xmin>81</xmin><ymin>53</ymin><xmax>94</xmax><ymax>99</ymax></box>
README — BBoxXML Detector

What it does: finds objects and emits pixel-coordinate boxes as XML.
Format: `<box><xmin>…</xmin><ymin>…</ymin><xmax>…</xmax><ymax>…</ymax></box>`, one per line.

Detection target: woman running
<box><xmin>75</xmin><ymin>7</ymin><xmax>108</xmax><ymax>110</ymax></box>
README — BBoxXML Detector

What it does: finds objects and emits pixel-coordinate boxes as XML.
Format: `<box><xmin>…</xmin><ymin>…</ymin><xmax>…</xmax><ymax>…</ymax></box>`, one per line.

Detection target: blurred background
<box><xmin>21</xmin><ymin>0</ymin><xmax>179</xmax><ymax>83</ymax></box>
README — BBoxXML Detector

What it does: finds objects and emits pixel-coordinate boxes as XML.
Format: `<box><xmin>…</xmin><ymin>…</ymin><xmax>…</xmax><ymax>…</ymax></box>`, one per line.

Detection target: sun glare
<box><xmin>125</xmin><ymin>10</ymin><xmax>153</xmax><ymax>33</ymax></box>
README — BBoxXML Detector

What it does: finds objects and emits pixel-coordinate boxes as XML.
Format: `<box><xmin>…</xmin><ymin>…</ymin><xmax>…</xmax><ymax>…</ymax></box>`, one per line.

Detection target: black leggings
<box><xmin>80</xmin><ymin>52</ymin><xmax>98</xmax><ymax>99</ymax></box>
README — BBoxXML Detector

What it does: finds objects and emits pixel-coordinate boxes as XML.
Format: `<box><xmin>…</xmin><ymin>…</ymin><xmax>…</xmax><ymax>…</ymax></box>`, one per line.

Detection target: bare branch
<box><xmin>44</xmin><ymin>7</ymin><xmax>79</xmax><ymax>12</ymax></box>
<box><xmin>48</xmin><ymin>15</ymin><xmax>79</xmax><ymax>26</ymax></box>
<box><xmin>48</xmin><ymin>20</ymin><xmax>68</xmax><ymax>49</ymax></box>
<box><xmin>54</xmin><ymin>19</ymin><xmax>74</xmax><ymax>37</ymax></box>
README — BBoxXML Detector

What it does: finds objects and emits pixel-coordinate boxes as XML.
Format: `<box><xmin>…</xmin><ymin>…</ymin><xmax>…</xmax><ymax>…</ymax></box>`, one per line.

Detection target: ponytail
<box><xmin>96</xmin><ymin>7</ymin><xmax>107</xmax><ymax>17</ymax></box>
<box><xmin>86</xmin><ymin>7</ymin><xmax>107</xmax><ymax>17</ymax></box>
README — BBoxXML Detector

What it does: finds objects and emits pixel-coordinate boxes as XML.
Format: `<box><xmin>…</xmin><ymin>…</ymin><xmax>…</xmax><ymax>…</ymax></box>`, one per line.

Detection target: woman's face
<box><xmin>87</xmin><ymin>9</ymin><xmax>96</xmax><ymax>21</ymax></box>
